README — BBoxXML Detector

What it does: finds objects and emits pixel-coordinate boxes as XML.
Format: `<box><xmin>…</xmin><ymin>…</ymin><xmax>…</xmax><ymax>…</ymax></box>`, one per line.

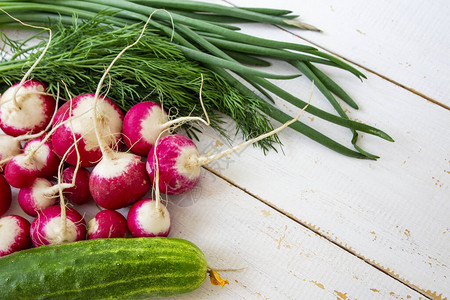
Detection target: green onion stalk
<box><xmin>0</xmin><ymin>0</ymin><xmax>393</xmax><ymax>158</ymax></box>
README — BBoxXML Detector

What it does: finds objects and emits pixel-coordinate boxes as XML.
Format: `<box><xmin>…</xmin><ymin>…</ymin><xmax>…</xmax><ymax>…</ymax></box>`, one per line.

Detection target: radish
<box><xmin>0</xmin><ymin>80</ymin><xmax>56</xmax><ymax>137</ymax></box>
<box><xmin>122</xmin><ymin>101</ymin><xmax>169</xmax><ymax>156</ymax></box>
<box><xmin>62</xmin><ymin>166</ymin><xmax>92</xmax><ymax>205</ymax></box>
<box><xmin>17</xmin><ymin>177</ymin><xmax>58</xmax><ymax>217</ymax></box>
<box><xmin>0</xmin><ymin>174</ymin><xmax>12</xmax><ymax>216</ymax></box>
<box><xmin>0</xmin><ymin>17</ymin><xmax>54</xmax><ymax>137</ymax></box>
<box><xmin>0</xmin><ymin>215</ymin><xmax>32</xmax><ymax>257</ymax></box>
<box><xmin>30</xmin><ymin>205</ymin><xmax>86</xmax><ymax>247</ymax></box>
<box><xmin>127</xmin><ymin>198</ymin><xmax>171</xmax><ymax>238</ymax></box>
<box><xmin>87</xmin><ymin>210</ymin><xmax>128</xmax><ymax>239</ymax></box>
<box><xmin>122</xmin><ymin>77</ymin><xmax>210</xmax><ymax>157</ymax></box>
<box><xmin>146</xmin><ymin>100</ymin><xmax>311</xmax><ymax>195</ymax></box>
<box><xmin>23</xmin><ymin>136</ymin><xmax>60</xmax><ymax>179</ymax></box>
<box><xmin>51</xmin><ymin>93</ymin><xmax>124</xmax><ymax>167</ymax></box>
<box><xmin>146</xmin><ymin>134</ymin><xmax>201</xmax><ymax>195</ymax></box>
<box><xmin>126</xmin><ymin>127</ymin><xmax>172</xmax><ymax>238</ymax></box>
<box><xmin>3</xmin><ymin>133</ymin><xmax>60</xmax><ymax>188</ymax></box>
<box><xmin>3</xmin><ymin>153</ymin><xmax>39</xmax><ymax>188</ymax></box>
<box><xmin>89</xmin><ymin>151</ymin><xmax>150</xmax><ymax>209</ymax></box>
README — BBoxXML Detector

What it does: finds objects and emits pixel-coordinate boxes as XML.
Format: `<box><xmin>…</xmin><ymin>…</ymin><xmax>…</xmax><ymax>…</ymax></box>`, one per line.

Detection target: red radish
<box><xmin>0</xmin><ymin>18</ymin><xmax>53</xmax><ymax>137</ymax></box>
<box><xmin>0</xmin><ymin>80</ymin><xmax>56</xmax><ymax>137</ymax></box>
<box><xmin>0</xmin><ymin>215</ymin><xmax>32</xmax><ymax>257</ymax></box>
<box><xmin>87</xmin><ymin>210</ymin><xmax>128</xmax><ymax>239</ymax></box>
<box><xmin>127</xmin><ymin>198</ymin><xmax>171</xmax><ymax>238</ymax></box>
<box><xmin>30</xmin><ymin>205</ymin><xmax>86</xmax><ymax>247</ymax></box>
<box><xmin>51</xmin><ymin>94</ymin><xmax>124</xmax><ymax>167</ymax></box>
<box><xmin>17</xmin><ymin>178</ymin><xmax>58</xmax><ymax>217</ymax></box>
<box><xmin>4</xmin><ymin>134</ymin><xmax>60</xmax><ymax>188</ymax></box>
<box><xmin>89</xmin><ymin>151</ymin><xmax>150</xmax><ymax>209</ymax></box>
<box><xmin>0</xmin><ymin>134</ymin><xmax>21</xmax><ymax>169</ymax></box>
<box><xmin>4</xmin><ymin>153</ymin><xmax>39</xmax><ymax>188</ymax></box>
<box><xmin>122</xmin><ymin>101</ymin><xmax>169</xmax><ymax>156</ymax></box>
<box><xmin>0</xmin><ymin>174</ymin><xmax>12</xmax><ymax>216</ymax></box>
<box><xmin>23</xmin><ymin>136</ymin><xmax>60</xmax><ymax>178</ymax></box>
<box><xmin>122</xmin><ymin>78</ymin><xmax>210</xmax><ymax>157</ymax></box>
<box><xmin>146</xmin><ymin>134</ymin><xmax>200</xmax><ymax>195</ymax></box>
<box><xmin>62</xmin><ymin>166</ymin><xmax>92</xmax><ymax>205</ymax></box>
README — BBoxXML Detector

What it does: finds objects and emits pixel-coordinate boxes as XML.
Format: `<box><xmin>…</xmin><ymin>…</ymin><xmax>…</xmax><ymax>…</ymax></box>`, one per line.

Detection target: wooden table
<box><xmin>2</xmin><ymin>0</ymin><xmax>449</xmax><ymax>299</ymax></box>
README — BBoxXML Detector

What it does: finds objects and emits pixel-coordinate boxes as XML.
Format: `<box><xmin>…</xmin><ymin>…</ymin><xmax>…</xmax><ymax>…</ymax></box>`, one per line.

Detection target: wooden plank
<box><xmin>5</xmin><ymin>170</ymin><xmax>424</xmax><ymax>299</ymax></box>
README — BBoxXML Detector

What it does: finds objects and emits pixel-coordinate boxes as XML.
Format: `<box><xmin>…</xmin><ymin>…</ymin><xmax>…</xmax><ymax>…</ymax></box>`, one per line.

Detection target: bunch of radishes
<box><xmin>0</xmin><ymin>68</ymin><xmax>234</xmax><ymax>255</ymax></box>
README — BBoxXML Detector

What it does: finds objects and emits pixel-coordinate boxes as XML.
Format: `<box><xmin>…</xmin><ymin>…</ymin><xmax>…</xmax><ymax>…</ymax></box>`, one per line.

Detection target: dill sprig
<box><xmin>0</xmin><ymin>15</ymin><xmax>279</xmax><ymax>151</ymax></box>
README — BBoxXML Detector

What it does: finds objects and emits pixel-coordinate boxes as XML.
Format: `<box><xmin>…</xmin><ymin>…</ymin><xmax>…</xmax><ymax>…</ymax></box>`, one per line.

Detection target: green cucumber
<box><xmin>0</xmin><ymin>237</ymin><xmax>208</xmax><ymax>299</ymax></box>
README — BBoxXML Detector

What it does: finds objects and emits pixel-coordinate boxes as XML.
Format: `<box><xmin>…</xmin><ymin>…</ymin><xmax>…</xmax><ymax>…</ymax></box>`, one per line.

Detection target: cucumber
<box><xmin>0</xmin><ymin>237</ymin><xmax>208</xmax><ymax>299</ymax></box>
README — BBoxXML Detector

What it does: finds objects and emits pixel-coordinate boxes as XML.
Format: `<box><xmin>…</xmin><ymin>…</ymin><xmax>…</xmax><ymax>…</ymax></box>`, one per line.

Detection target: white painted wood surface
<box><xmin>1</xmin><ymin>0</ymin><xmax>449</xmax><ymax>299</ymax></box>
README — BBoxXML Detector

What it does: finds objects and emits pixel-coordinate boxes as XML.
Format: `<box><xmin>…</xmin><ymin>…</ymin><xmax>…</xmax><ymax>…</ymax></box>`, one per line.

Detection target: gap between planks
<box><xmin>202</xmin><ymin>165</ymin><xmax>433</xmax><ymax>299</ymax></box>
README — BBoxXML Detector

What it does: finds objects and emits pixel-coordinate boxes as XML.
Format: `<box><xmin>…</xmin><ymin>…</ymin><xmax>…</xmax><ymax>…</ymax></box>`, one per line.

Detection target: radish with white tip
<box><xmin>3</xmin><ymin>153</ymin><xmax>39</xmax><ymax>188</ymax></box>
<box><xmin>0</xmin><ymin>86</ymin><xmax>60</xmax><ymax>172</ymax></box>
<box><xmin>87</xmin><ymin>210</ymin><xmax>128</xmax><ymax>239</ymax></box>
<box><xmin>30</xmin><ymin>205</ymin><xmax>86</xmax><ymax>247</ymax></box>
<box><xmin>0</xmin><ymin>80</ymin><xmax>56</xmax><ymax>137</ymax></box>
<box><xmin>17</xmin><ymin>140</ymin><xmax>85</xmax><ymax>217</ymax></box>
<box><xmin>127</xmin><ymin>198</ymin><xmax>171</xmax><ymax>238</ymax></box>
<box><xmin>0</xmin><ymin>174</ymin><xmax>12</xmax><ymax>216</ymax></box>
<box><xmin>122</xmin><ymin>101</ymin><xmax>168</xmax><ymax>156</ymax></box>
<box><xmin>122</xmin><ymin>75</ymin><xmax>210</xmax><ymax>157</ymax></box>
<box><xmin>0</xmin><ymin>19</ymin><xmax>54</xmax><ymax>137</ymax></box>
<box><xmin>0</xmin><ymin>215</ymin><xmax>32</xmax><ymax>257</ymax></box>
<box><xmin>4</xmin><ymin>133</ymin><xmax>61</xmax><ymax>188</ymax></box>
<box><xmin>17</xmin><ymin>177</ymin><xmax>58</xmax><ymax>217</ymax></box>
<box><xmin>89</xmin><ymin>151</ymin><xmax>150</xmax><ymax>209</ymax></box>
<box><xmin>127</xmin><ymin>129</ymin><xmax>171</xmax><ymax>238</ymax></box>
<box><xmin>52</xmin><ymin>93</ymin><xmax>124</xmax><ymax>167</ymax></box>
<box><xmin>23</xmin><ymin>136</ymin><xmax>60</xmax><ymax>179</ymax></box>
